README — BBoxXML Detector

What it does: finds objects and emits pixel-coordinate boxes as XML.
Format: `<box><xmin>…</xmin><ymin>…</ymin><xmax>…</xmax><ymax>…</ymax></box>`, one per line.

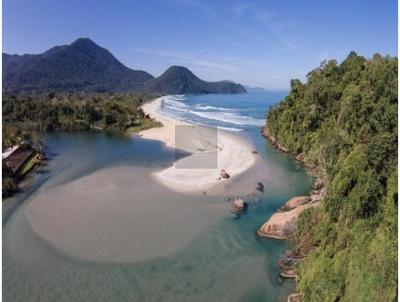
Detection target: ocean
<box><xmin>159</xmin><ymin>91</ymin><xmax>286</xmax><ymax>132</ymax></box>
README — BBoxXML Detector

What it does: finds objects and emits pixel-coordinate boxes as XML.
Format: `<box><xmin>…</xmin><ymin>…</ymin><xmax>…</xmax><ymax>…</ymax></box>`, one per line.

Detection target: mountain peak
<box><xmin>162</xmin><ymin>65</ymin><xmax>197</xmax><ymax>78</ymax></box>
<box><xmin>69</xmin><ymin>37</ymin><xmax>103</xmax><ymax>54</ymax></box>
<box><xmin>145</xmin><ymin>65</ymin><xmax>246</xmax><ymax>94</ymax></box>
<box><xmin>71</xmin><ymin>37</ymin><xmax>98</xmax><ymax>47</ymax></box>
<box><xmin>3</xmin><ymin>38</ymin><xmax>154</xmax><ymax>93</ymax></box>
<box><xmin>165</xmin><ymin>65</ymin><xmax>191</xmax><ymax>72</ymax></box>
<box><xmin>3</xmin><ymin>38</ymin><xmax>245</xmax><ymax>94</ymax></box>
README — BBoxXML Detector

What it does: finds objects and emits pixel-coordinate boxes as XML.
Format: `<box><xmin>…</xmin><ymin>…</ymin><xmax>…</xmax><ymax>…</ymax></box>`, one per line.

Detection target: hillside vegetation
<box><xmin>266</xmin><ymin>52</ymin><xmax>397</xmax><ymax>301</ymax></box>
<box><xmin>2</xmin><ymin>92</ymin><xmax>161</xmax><ymax>197</ymax></box>
<box><xmin>2</xmin><ymin>93</ymin><xmax>157</xmax><ymax>148</ymax></box>
<box><xmin>3</xmin><ymin>38</ymin><xmax>154</xmax><ymax>93</ymax></box>
<box><xmin>3</xmin><ymin>38</ymin><xmax>246</xmax><ymax>94</ymax></box>
<box><xmin>144</xmin><ymin>66</ymin><xmax>246</xmax><ymax>94</ymax></box>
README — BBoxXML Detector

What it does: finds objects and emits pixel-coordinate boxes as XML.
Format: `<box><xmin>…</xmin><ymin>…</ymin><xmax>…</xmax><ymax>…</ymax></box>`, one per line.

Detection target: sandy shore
<box><xmin>25</xmin><ymin>165</ymin><xmax>227</xmax><ymax>263</ymax></box>
<box><xmin>140</xmin><ymin>97</ymin><xmax>256</xmax><ymax>194</ymax></box>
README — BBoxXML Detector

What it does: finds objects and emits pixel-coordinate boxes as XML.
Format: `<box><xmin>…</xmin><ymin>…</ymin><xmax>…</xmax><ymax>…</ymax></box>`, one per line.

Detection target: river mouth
<box><xmin>3</xmin><ymin>93</ymin><xmax>312</xmax><ymax>302</ymax></box>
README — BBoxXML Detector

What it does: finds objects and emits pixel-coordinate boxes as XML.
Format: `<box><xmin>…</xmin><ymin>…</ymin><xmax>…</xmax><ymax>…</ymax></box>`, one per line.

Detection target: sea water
<box><xmin>2</xmin><ymin>92</ymin><xmax>312</xmax><ymax>302</ymax></box>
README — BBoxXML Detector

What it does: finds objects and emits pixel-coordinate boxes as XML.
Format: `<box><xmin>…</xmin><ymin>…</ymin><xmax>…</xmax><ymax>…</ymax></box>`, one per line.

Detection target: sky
<box><xmin>3</xmin><ymin>0</ymin><xmax>398</xmax><ymax>90</ymax></box>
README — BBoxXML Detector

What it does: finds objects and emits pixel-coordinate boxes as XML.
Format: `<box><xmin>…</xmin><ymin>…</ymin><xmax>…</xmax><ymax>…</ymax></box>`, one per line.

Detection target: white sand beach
<box><xmin>140</xmin><ymin>97</ymin><xmax>256</xmax><ymax>194</ymax></box>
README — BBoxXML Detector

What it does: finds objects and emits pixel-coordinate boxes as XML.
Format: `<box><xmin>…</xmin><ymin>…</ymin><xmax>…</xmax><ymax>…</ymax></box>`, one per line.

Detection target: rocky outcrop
<box><xmin>287</xmin><ymin>293</ymin><xmax>303</xmax><ymax>302</ymax></box>
<box><xmin>257</xmin><ymin>199</ymin><xmax>318</xmax><ymax>239</ymax></box>
<box><xmin>279</xmin><ymin>196</ymin><xmax>311</xmax><ymax>212</ymax></box>
<box><xmin>278</xmin><ymin>251</ymin><xmax>306</xmax><ymax>279</ymax></box>
<box><xmin>261</xmin><ymin>127</ymin><xmax>288</xmax><ymax>153</ymax></box>
<box><xmin>261</xmin><ymin>125</ymin><xmax>327</xmax><ymax>301</ymax></box>
<box><xmin>312</xmin><ymin>178</ymin><xmax>324</xmax><ymax>190</ymax></box>
<box><xmin>280</xmin><ymin>269</ymin><xmax>297</xmax><ymax>279</ymax></box>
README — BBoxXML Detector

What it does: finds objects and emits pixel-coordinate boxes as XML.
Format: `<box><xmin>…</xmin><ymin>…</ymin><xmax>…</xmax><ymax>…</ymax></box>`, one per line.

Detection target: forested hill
<box><xmin>3</xmin><ymin>38</ymin><xmax>246</xmax><ymax>95</ymax></box>
<box><xmin>144</xmin><ymin>66</ymin><xmax>246</xmax><ymax>94</ymax></box>
<box><xmin>266</xmin><ymin>52</ymin><xmax>397</xmax><ymax>301</ymax></box>
<box><xmin>3</xmin><ymin>38</ymin><xmax>154</xmax><ymax>93</ymax></box>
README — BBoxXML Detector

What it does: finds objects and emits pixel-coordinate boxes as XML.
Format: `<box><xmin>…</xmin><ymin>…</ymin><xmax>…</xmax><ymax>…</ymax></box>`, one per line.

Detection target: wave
<box><xmin>216</xmin><ymin>126</ymin><xmax>243</xmax><ymax>132</ymax></box>
<box><xmin>164</xmin><ymin>105</ymin><xmax>189</xmax><ymax>113</ymax></box>
<box><xmin>181</xmin><ymin>119</ymin><xmax>243</xmax><ymax>132</ymax></box>
<box><xmin>194</xmin><ymin>104</ymin><xmax>232</xmax><ymax>111</ymax></box>
<box><xmin>172</xmin><ymin>95</ymin><xmax>186</xmax><ymax>101</ymax></box>
<box><xmin>189</xmin><ymin>110</ymin><xmax>265</xmax><ymax>127</ymax></box>
<box><xmin>163</xmin><ymin>98</ymin><xmax>188</xmax><ymax>109</ymax></box>
<box><xmin>159</xmin><ymin>94</ymin><xmax>262</xmax><ymax>130</ymax></box>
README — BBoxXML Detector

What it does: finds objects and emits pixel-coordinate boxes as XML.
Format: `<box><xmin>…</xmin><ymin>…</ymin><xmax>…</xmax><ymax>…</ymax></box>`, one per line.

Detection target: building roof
<box><xmin>2</xmin><ymin>145</ymin><xmax>20</xmax><ymax>160</ymax></box>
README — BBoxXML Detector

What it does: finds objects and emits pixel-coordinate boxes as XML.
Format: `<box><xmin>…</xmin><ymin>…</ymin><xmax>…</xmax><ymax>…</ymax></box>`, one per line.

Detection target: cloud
<box><xmin>132</xmin><ymin>47</ymin><xmax>305</xmax><ymax>90</ymax></box>
<box><xmin>133</xmin><ymin>48</ymin><xmax>238</xmax><ymax>72</ymax></box>
<box><xmin>173</xmin><ymin>0</ymin><xmax>217</xmax><ymax>19</ymax></box>
<box><xmin>253</xmin><ymin>11</ymin><xmax>295</xmax><ymax>49</ymax></box>
<box><xmin>232</xmin><ymin>2</ymin><xmax>295</xmax><ymax>50</ymax></box>
<box><xmin>233</xmin><ymin>2</ymin><xmax>254</xmax><ymax>15</ymax></box>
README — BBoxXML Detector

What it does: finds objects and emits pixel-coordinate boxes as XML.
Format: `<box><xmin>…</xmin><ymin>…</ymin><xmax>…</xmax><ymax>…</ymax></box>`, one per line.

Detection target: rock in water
<box><xmin>279</xmin><ymin>196</ymin><xmax>311</xmax><ymax>212</ymax></box>
<box><xmin>258</xmin><ymin>200</ymin><xmax>319</xmax><ymax>239</ymax></box>
<box><xmin>256</xmin><ymin>182</ymin><xmax>264</xmax><ymax>192</ymax></box>
<box><xmin>220</xmin><ymin>169</ymin><xmax>230</xmax><ymax>179</ymax></box>
<box><xmin>232</xmin><ymin>198</ymin><xmax>247</xmax><ymax>213</ymax></box>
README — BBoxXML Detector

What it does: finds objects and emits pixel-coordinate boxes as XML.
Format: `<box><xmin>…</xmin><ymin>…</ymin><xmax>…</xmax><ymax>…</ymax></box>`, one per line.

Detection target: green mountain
<box><xmin>3</xmin><ymin>38</ymin><xmax>246</xmax><ymax>94</ymax></box>
<box><xmin>3</xmin><ymin>38</ymin><xmax>154</xmax><ymax>93</ymax></box>
<box><xmin>266</xmin><ymin>52</ymin><xmax>397</xmax><ymax>301</ymax></box>
<box><xmin>144</xmin><ymin>65</ymin><xmax>246</xmax><ymax>94</ymax></box>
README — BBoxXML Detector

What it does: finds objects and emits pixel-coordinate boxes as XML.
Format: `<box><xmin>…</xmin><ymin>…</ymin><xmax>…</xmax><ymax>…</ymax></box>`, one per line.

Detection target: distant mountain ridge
<box><xmin>145</xmin><ymin>66</ymin><xmax>245</xmax><ymax>94</ymax></box>
<box><xmin>244</xmin><ymin>86</ymin><xmax>269</xmax><ymax>93</ymax></box>
<box><xmin>3</xmin><ymin>38</ymin><xmax>246</xmax><ymax>94</ymax></box>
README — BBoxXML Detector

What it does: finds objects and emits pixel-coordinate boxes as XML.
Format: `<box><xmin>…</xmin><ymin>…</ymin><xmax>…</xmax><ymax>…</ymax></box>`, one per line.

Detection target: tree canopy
<box><xmin>266</xmin><ymin>52</ymin><xmax>397</xmax><ymax>301</ymax></box>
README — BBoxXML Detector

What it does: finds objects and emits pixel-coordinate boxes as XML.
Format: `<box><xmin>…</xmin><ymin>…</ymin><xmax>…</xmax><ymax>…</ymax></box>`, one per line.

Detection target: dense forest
<box><xmin>2</xmin><ymin>92</ymin><xmax>160</xmax><ymax>148</ymax></box>
<box><xmin>266</xmin><ymin>52</ymin><xmax>397</xmax><ymax>301</ymax></box>
<box><xmin>2</xmin><ymin>92</ymin><xmax>161</xmax><ymax>197</ymax></box>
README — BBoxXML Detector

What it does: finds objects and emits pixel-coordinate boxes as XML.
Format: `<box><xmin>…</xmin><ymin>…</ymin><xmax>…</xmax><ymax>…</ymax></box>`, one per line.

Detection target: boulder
<box><xmin>258</xmin><ymin>201</ymin><xmax>319</xmax><ymax>239</ymax></box>
<box><xmin>280</xmin><ymin>268</ymin><xmax>297</xmax><ymax>279</ymax></box>
<box><xmin>288</xmin><ymin>293</ymin><xmax>303</xmax><ymax>302</ymax></box>
<box><xmin>257</xmin><ymin>214</ymin><xmax>297</xmax><ymax>239</ymax></box>
<box><xmin>295</xmin><ymin>153</ymin><xmax>305</xmax><ymax>162</ymax></box>
<box><xmin>220</xmin><ymin>169</ymin><xmax>230</xmax><ymax>179</ymax></box>
<box><xmin>278</xmin><ymin>144</ymin><xmax>289</xmax><ymax>153</ymax></box>
<box><xmin>232</xmin><ymin>198</ymin><xmax>247</xmax><ymax>213</ymax></box>
<box><xmin>312</xmin><ymin>178</ymin><xmax>324</xmax><ymax>190</ymax></box>
<box><xmin>279</xmin><ymin>196</ymin><xmax>311</xmax><ymax>212</ymax></box>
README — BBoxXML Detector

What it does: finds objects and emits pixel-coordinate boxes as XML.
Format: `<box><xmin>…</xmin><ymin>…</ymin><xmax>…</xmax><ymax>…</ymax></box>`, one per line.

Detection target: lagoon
<box><xmin>3</xmin><ymin>92</ymin><xmax>312</xmax><ymax>302</ymax></box>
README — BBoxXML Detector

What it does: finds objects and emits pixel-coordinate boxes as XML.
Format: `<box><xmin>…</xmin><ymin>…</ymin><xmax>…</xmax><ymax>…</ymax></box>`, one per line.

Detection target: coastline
<box><xmin>6</xmin><ymin>93</ymin><xmax>311</xmax><ymax>301</ymax></box>
<box><xmin>139</xmin><ymin>96</ymin><xmax>256</xmax><ymax>194</ymax></box>
<box><xmin>259</xmin><ymin>126</ymin><xmax>326</xmax><ymax>302</ymax></box>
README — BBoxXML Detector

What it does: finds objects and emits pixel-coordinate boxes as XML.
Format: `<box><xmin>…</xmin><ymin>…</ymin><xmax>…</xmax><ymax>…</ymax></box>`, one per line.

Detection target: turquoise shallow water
<box><xmin>3</xmin><ymin>92</ymin><xmax>312</xmax><ymax>302</ymax></box>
